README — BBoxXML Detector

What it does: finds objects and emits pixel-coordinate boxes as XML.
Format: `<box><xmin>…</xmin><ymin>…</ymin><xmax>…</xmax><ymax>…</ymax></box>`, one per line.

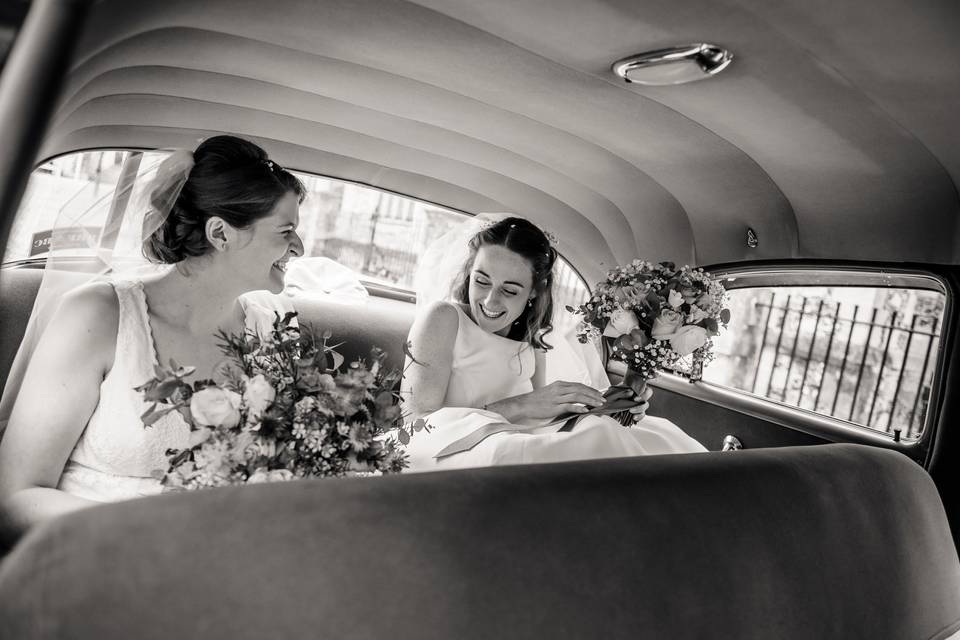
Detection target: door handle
<box><xmin>722</xmin><ymin>435</ymin><xmax>742</xmax><ymax>451</ymax></box>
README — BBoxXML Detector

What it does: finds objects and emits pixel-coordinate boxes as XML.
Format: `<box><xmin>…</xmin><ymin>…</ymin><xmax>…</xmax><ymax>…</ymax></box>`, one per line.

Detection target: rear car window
<box><xmin>3</xmin><ymin>150</ymin><xmax>590</xmax><ymax>310</ymax></box>
<box><xmin>702</xmin><ymin>270</ymin><xmax>947</xmax><ymax>440</ymax></box>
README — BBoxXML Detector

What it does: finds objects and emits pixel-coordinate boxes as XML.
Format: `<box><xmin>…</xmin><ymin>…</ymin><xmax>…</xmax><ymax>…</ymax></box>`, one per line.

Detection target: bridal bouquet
<box><xmin>570</xmin><ymin>260</ymin><xmax>729</xmax><ymax>382</ymax></box>
<box><xmin>137</xmin><ymin>312</ymin><xmax>409</xmax><ymax>490</ymax></box>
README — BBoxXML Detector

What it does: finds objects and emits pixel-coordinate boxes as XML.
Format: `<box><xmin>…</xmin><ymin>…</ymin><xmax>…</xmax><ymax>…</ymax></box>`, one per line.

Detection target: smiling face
<box><xmin>231</xmin><ymin>190</ymin><xmax>303</xmax><ymax>293</ymax></box>
<box><xmin>467</xmin><ymin>245</ymin><xmax>535</xmax><ymax>336</ymax></box>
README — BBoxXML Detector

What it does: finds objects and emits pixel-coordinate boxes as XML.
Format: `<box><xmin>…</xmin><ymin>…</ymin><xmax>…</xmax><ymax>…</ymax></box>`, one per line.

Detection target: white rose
<box><xmin>190</xmin><ymin>387</ymin><xmax>242</xmax><ymax>428</ymax></box>
<box><xmin>602</xmin><ymin>309</ymin><xmax>641</xmax><ymax>338</ymax></box>
<box><xmin>668</xmin><ymin>289</ymin><xmax>684</xmax><ymax>309</ymax></box>
<box><xmin>243</xmin><ymin>374</ymin><xmax>276</xmax><ymax>420</ymax></box>
<box><xmin>669</xmin><ymin>325</ymin><xmax>710</xmax><ymax>356</ymax></box>
<box><xmin>650</xmin><ymin>308</ymin><xmax>683</xmax><ymax>339</ymax></box>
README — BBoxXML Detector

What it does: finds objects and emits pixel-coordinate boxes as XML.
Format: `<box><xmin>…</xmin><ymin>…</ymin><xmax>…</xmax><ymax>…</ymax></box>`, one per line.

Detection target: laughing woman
<box><xmin>0</xmin><ymin>136</ymin><xmax>305</xmax><ymax>535</ymax></box>
<box><xmin>401</xmin><ymin>217</ymin><xmax>706</xmax><ymax>471</ymax></box>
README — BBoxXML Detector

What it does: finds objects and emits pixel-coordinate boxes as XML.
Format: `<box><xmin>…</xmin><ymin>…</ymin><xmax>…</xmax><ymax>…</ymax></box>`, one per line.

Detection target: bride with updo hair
<box><xmin>0</xmin><ymin>135</ymin><xmax>306</xmax><ymax>535</ymax></box>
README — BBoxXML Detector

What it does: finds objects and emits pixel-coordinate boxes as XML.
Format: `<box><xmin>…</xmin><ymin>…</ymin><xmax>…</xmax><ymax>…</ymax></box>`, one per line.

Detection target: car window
<box><xmin>3</xmin><ymin>150</ymin><xmax>590</xmax><ymax>311</ymax></box>
<box><xmin>702</xmin><ymin>270</ymin><xmax>947</xmax><ymax>440</ymax></box>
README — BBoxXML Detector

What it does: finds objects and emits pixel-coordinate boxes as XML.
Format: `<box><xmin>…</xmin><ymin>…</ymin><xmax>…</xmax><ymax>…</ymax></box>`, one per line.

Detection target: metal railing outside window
<box><xmin>702</xmin><ymin>283</ymin><xmax>945</xmax><ymax>439</ymax></box>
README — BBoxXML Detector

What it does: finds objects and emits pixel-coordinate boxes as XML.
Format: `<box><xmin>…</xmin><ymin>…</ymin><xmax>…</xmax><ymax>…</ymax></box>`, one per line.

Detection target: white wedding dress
<box><xmin>55</xmin><ymin>279</ymin><xmax>292</xmax><ymax>502</ymax></box>
<box><xmin>57</xmin><ymin>279</ymin><xmax>190</xmax><ymax>501</ymax></box>
<box><xmin>404</xmin><ymin>304</ymin><xmax>706</xmax><ymax>472</ymax></box>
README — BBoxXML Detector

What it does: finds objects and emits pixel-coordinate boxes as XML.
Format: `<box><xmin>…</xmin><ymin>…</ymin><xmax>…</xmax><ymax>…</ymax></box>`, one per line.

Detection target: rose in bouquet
<box><xmin>136</xmin><ymin>312</ymin><xmax>413</xmax><ymax>490</ymax></box>
<box><xmin>570</xmin><ymin>260</ymin><xmax>729</xmax><ymax>386</ymax></box>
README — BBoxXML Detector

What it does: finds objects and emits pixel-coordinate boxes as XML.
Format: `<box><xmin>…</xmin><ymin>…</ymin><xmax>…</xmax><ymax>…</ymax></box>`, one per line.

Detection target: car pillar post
<box><xmin>0</xmin><ymin>0</ymin><xmax>93</xmax><ymax>254</ymax></box>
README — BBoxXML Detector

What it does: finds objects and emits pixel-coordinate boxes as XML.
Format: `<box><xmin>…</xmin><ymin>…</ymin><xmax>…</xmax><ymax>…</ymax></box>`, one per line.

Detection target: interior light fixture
<box><xmin>612</xmin><ymin>44</ymin><xmax>732</xmax><ymax>86</ymax></box>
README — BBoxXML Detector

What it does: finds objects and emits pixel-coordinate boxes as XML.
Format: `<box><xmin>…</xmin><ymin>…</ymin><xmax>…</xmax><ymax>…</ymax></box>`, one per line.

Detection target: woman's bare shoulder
<box><xmin>60</xmin><ymin>280</ymin><xmax>117</xmax><ymax>312</ymax></box>
<box><xmin>421</xmin><ymin>300</ymin><xmax>460</xmax><ymax>323</ymax></box>
<box><xmin>51</xmin><ymin>282</ymin><xmax>120</xmax><ymax>342</ymax></box>
<box><xmin>415</xmin><ymin>301</ymin><xmax>461</xmax><ymax>336</ymax></box>
<box><xmin>407</xmin><ymin>301</ymin><xmax>460</xmax><ymax>360</ymax></box>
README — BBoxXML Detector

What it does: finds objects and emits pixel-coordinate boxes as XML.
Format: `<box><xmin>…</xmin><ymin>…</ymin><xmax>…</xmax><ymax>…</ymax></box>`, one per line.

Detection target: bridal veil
<box><xmin>0</xmin><ymin>150</ymin><xmax>193</xmax><ymax>435</ymax></box>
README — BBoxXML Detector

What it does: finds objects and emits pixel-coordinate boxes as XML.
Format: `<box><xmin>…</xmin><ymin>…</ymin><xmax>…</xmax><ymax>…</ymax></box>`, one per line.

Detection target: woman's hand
<box><xmin>627</xmin><ymin>382</ymin><xmax>654</xmax><ymax>422</ymax></box>
<box><xmin>490</xmin><ymin>381</ymin><xmax>606</xmax><ymax>422</ymax></box>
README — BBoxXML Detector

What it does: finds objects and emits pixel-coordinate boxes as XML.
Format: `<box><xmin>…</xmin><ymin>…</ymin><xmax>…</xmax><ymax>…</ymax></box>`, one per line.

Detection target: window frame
<box><xmin>5</xmin><ymin>147</ymin><xmax>593</xmax><ymax>304</ymax></box>
<box><xmin>658</xmin><ymin>260</ymin><xmax>954</xmax><ymax>461</ymax></box>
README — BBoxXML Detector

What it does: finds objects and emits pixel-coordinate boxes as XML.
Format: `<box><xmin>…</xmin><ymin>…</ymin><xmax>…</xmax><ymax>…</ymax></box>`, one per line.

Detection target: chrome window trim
<box><xmin>678</xmin><ymin>264</ymin><xmax>953</xmax><ymax>453</ymax></box>
<box><xmin>713</xmin><ymin>265</ymin><xmax>947</xmax><ymax>294</ymax></box>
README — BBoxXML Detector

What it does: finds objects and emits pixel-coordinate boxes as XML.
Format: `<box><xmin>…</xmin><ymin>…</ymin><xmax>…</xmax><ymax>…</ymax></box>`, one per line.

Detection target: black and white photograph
<box><xmin>0</xmin><ymin>0</ymin><xmax>958</xmax><ymax>637</ymax></box>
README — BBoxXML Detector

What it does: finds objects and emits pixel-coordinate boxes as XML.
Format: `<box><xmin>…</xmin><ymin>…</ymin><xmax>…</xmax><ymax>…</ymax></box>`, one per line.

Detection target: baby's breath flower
<box><xmin>292</xmin><ymin>422</ymin><xmax>308</xmax><ymax>439</ymax></box>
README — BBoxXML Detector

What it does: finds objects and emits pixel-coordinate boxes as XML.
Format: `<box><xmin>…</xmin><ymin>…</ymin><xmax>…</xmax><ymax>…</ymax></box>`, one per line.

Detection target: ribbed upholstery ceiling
<box><xmin>38</xmin><ymin>0</ymin><xmax>960</xmax><ymax>279</ymax></box>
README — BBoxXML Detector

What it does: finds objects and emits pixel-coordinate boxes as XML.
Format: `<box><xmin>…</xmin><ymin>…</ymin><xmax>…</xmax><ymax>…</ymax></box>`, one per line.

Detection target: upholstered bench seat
<box><xmin>0</xmin><ymin>444</ymin><xmax>958</xmax><ymax>639</ymax></box>
<box><xmin>0</xmin><ymin>266</ymin><xmax>416</xmax><ymax>395</ymax></box>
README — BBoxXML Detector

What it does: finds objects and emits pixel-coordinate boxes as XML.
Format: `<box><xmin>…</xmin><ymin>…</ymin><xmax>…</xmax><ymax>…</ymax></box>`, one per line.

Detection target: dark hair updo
<box><xmin>453</xmin><ymin>216</ymin><xmax>558</xmax><ymax>350</ymax></box>
<box><xmin>144</xmin><ymin>135</ymin><xmax>306</xmax><ymax>264</ymax></box>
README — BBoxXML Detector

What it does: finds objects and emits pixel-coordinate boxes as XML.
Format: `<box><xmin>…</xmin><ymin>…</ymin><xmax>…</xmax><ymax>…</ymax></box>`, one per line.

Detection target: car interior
<box><xmin>0</xmin><ymin>0</ymin><xmax>958</xmax><ymax>638</ymax></box>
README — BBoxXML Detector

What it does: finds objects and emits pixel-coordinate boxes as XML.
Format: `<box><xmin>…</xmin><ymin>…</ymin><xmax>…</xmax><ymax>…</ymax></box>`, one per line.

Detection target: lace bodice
<box><xmin>58</xmin><ymin>280</ymin><xmax>190</xmax><ymax>502</ymax></box>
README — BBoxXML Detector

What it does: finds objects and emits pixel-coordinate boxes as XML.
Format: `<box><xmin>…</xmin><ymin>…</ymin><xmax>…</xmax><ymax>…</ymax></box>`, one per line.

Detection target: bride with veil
<box><xmin>401</xmin><ymin>215</ymin><xmax>706</xmax><ymax>472</ymax></box>
<box><xmin>0</xmin><ymin>136</ymin><xmax>306</xmax><ymax>535</ymax></box>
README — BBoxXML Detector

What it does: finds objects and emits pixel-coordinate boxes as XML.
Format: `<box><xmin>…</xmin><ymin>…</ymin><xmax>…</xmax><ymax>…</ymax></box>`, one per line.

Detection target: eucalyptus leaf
<box><xmin>153</xmin><ymin>378</ymin><xmax>184</xmax><ymax>399</ymax></box>
<box><xmin>142</xmin><ymin>403</ymin><xmax>183</xmax><ymax>426</ymax></box>
<box><xmin>140</xmin><ymin>402</ymin><xmax>158</xmax><ymax>421</ymax></box>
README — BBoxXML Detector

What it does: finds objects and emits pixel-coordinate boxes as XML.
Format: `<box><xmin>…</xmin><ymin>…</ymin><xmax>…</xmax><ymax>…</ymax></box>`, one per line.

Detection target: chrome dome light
<box><xmin>612</xmin><ymin>44</ymin><xmax>732</xmax><ymax>86</ymax></box>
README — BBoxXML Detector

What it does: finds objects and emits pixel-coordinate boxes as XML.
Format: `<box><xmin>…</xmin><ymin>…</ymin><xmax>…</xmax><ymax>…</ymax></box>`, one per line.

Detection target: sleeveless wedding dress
<box><xmin>57</xmin><ymin>280</ymin><xmax>190</xmax><ymax>501</ymax></box>
<box><xmin>55</xmin><ymin>281</ymin><xmax>292</xmax><ymax>502</ymax></box>
<box><xmin>404</xmin><ymin>304</ymin><xmax>706</xmax><ymax>472</ymax></box>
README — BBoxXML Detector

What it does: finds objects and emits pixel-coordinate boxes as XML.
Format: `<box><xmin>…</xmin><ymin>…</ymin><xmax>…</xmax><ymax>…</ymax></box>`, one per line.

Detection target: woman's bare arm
<box><xmin>400</xmin><ymin>301</ymin><xmax>459</xmax><ymax>422</ymax></box>
<box><xmin>402</xmin><ymin>303</ymin><xmax>604</xmax><ymax>423</ymax></box>
<box><xmin>0</xmin><ymin>283</ymin><xmax>118</xmax><ymax>534</ymax></box>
